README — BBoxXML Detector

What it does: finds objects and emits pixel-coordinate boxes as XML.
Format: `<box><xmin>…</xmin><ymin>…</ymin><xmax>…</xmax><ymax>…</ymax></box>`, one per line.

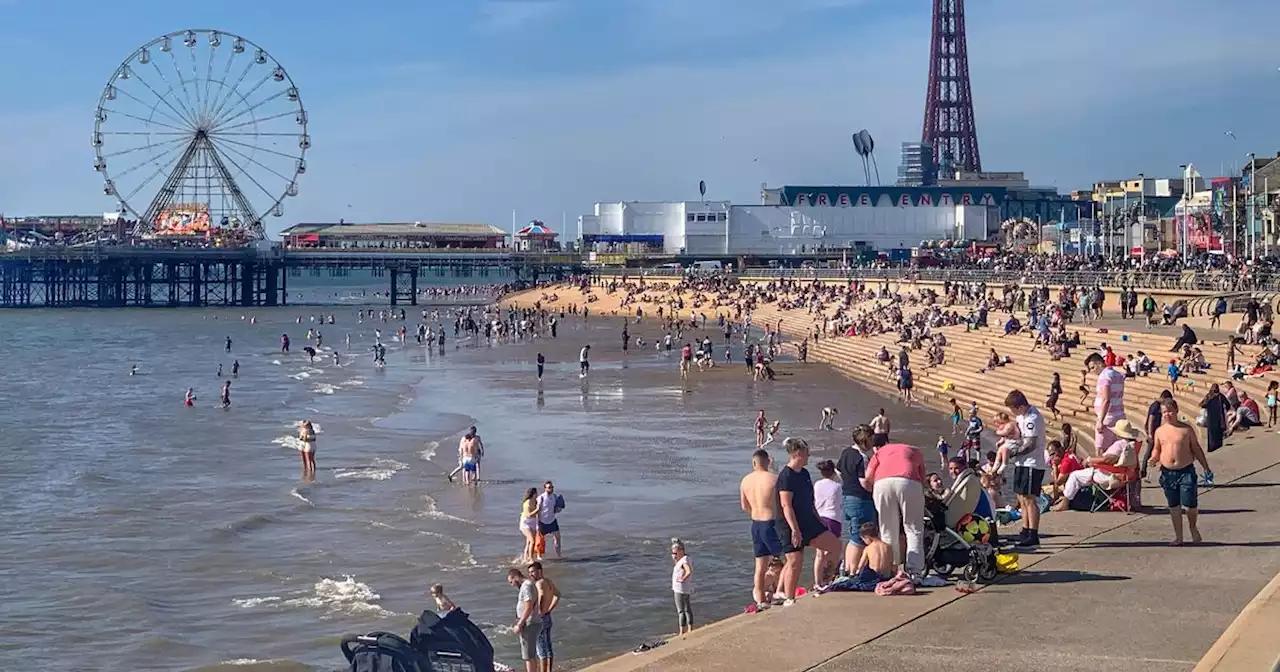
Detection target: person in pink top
<box><xmin>861</xmin><ymin>442</ymin><xmax>927</xmax><ymax>578</ymax></box>
<box><xmin>1086</xmin><ymin>352</ymin><xmax>1126</xmax><ymax>451</ymax></box>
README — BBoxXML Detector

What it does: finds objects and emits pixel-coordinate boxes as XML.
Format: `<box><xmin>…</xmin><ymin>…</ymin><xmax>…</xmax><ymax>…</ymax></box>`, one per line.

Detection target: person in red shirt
<box><xmin>1047</xmin><ymin>439</ymin><xmax>1084</xmax><ymax>499</ymax></box>
<box><xmin>679</xmin><ymin>343</ymin><xmax>693</xmax><ymax>381</ymax></box>
<box><xmin>1103</xmin><ymin>345</ymin><xmax>1118</xmax><ymax>368</ymax></box>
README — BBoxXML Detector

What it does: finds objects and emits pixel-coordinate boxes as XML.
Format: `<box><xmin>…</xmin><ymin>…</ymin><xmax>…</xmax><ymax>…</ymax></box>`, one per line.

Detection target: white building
<box><xmin>578</xmin><ymin>186</ymin><xmax>1004</xmax><ymax>256</ymax></box>
<box><xmin>578</xmin><ymin>201</ymin><xmax>730</xmax><ymax>255</ymax></box>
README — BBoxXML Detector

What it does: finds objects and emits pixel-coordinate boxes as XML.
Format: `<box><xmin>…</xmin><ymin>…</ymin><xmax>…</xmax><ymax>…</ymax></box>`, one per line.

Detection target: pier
<box><xmin>0</xmin><ymin>247</ymin><xmax>583</xmax><ymax>308</ymax></box>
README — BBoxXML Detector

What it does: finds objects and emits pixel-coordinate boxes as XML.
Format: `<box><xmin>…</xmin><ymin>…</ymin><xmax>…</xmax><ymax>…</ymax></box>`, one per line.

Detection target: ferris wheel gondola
<box><xmin>93</xmin><ymin>29</ymin><xmax>308</xmax><ymax>240</ymax></box>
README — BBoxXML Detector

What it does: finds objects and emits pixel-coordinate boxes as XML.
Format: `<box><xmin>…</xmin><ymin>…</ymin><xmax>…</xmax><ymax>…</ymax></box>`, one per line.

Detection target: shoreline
<box><xmin>503</xmin><ymin>277</ymin><xmax>1280</xmax><ymax>671</ymax></box>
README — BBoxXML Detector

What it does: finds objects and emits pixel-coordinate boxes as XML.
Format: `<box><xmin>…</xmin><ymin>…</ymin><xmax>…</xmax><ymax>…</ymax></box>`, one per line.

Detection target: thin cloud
<box><xmin>476</xmin><ymin>0</ymin><xmax>564</xmax><ymax>32</ymax></box>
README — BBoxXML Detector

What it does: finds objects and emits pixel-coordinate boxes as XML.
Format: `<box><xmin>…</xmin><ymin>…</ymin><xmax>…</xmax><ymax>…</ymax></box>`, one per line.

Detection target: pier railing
<box><xmin>591</xmin><ymin>267</ymin><xmax>1270</xmax><ymax>293</ymax></box>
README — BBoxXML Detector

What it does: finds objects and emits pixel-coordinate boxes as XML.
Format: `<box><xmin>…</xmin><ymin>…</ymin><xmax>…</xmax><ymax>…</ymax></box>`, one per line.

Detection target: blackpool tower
<box><xmin>921</xmin><ymin>0</ymin><xmax>981</xmax><ymax>173</ymax></box>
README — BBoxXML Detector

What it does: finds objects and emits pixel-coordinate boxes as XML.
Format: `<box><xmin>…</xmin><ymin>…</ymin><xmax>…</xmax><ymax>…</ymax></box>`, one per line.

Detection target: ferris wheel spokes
<box><xmin>95</xmin><ymin>29</ymin><xmax>308</xmax><ymax>241</ymax></box>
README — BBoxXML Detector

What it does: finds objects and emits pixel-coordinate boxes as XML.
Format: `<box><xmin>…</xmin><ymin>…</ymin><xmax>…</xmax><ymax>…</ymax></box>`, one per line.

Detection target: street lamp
<box><xmin>1247</xmin><ymin>152</ymin><xmax>1257</xmax><ymax>260</ymax></box>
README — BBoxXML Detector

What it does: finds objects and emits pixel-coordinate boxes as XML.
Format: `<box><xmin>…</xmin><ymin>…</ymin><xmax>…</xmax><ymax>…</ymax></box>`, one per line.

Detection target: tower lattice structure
<box><xmin>921</xmin><ymin>0</ymin><xmax>981</xmax><ymax>174</ymax></box>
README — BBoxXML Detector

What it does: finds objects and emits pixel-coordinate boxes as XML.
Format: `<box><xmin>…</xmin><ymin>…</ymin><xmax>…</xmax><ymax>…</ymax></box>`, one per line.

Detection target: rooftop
<box><xmin>280</xmin><ymin>222</ymin><xmax>506</xmax><ymax>238</ymax></box>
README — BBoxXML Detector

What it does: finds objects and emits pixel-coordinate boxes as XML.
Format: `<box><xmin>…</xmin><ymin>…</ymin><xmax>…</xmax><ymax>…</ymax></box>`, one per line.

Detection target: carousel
<box><xmin>514</xmin><ymin>220</ymin><xmax>559</xmax><ymax>251</ymax></box>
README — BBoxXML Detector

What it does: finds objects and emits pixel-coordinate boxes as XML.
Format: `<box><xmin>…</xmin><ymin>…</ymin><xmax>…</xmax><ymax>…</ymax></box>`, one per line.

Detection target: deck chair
<box><xmin>1089</xmin><ymin>463</ymin><xmax>1139</xmax><ymax>513</ymax></box>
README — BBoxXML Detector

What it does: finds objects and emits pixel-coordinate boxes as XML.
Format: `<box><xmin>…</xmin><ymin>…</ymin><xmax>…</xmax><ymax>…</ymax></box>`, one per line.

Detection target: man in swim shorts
<box><xmin>448</xmin><ymin>426</ymin><xmax>485</xmax><ymax>485</ymax></box>
<box><xmin>536</xmin><ymin>481</ymin><xmax>565</xmax><ymax>558</ymax></box>
<box><xmin>870</xmin><ymin>409</ymin><xmax>891</xmax><ymax>447</ymax></box>
<box><xmin>1149</xmin><ymin>398</ymin><xmax>1211</xmax><ymax>546</ymax></box>
<box><xmin>740</xmin><ymin>449</ymin><xmax>782</xmax><ymax>609</ymax></box>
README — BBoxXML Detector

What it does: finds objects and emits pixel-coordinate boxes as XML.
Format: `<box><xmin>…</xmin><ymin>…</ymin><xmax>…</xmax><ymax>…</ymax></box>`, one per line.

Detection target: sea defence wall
<box><xmin>506</xmin><ymin>282</ymin><xmax>1280</xmax><ymax>672</ymax></box>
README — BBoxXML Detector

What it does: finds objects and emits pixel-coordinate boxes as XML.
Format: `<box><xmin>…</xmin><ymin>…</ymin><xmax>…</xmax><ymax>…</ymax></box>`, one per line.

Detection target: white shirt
<box><xmin>579</xmin><ymin>347</ymin><xmax>589</xmax><ymax>363</ymax></box>
<box><xmin>516</xmin><ymin>579</ymin><xmax>542</xmax><ymax>623</ymax></box>
<box><xmin>536</xmin><ymin>492</ymin><xmax>560</xmax><ymax>525</ymax></box>
<box><xmin>814</xmin><ymin>478</ymin><xmax>842</xmax><ymax>520</ymax></box>
<box><xmin>672</xmin><ymin>556</ymin><xmax>692</xmax><ymax>594</ymax></box>
<box><xmin>1012</xmin><ymin>406</ymin><xmax>1048</xmax><ymax>470</ymax></box>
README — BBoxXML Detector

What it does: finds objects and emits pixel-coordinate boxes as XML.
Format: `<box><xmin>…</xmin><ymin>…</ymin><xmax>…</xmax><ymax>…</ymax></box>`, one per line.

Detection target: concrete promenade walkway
<box><xmin>584</xmin><ymin>437</ymin><xmax>1280</xmax><ymax>672</ymax></box>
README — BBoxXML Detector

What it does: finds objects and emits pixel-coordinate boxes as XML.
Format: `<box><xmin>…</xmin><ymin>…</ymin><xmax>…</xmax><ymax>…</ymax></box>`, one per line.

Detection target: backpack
<box><xmin>409</xmin><ymin>609</ymin><xmax>495</xmax><ymax>672</ymax></box>
<box><xmin>341</xmin><ymin>632</ymin><xmax>433</xmax><ymax>672</ymax></box>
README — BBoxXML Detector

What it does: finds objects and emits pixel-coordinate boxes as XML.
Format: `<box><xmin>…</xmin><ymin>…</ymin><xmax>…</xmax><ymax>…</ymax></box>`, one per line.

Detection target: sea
<box><xmin>0</xmin><ymin>271</ymin><xmax>957</xmax><ymax>671</ymax></box>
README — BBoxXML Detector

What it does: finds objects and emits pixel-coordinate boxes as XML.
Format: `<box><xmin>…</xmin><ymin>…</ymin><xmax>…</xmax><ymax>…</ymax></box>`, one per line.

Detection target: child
<box><xmin>1061</xmin><ymin>423</ymin><xmax>1079</xmax><ymax>460</ymax></box>
<box><xmin>949</xmin><ymin>398</ymin><xmax>963</xmax><ymax>435</ymax></box>
<box><xmin>962</xmin><ymin>411</ymin><xmax>984</xmax><ymax>462</ymax></box>
<box><xmin>762</xmin><ymin>421</ymin><xmax>781</xmax><ymax>446</ymax></box>
<box><xmin>925</xmin><ymin>472</ymin><xmax>947</xmax><ymax>499</ymax></box>
<box><xmin>1268</xmin><ymin>381</ymin><xmax>1279</xmax><ymax>428</ymax></box>
<box><xmin>991</xmin><ymin>411</ymin><xmax>1018</xmax><ymax>474</ymax></box>
<box><xmin>980</xmin><ymin>450</ymin><xmax>1005</xmax><ymax>509</ymax></box>
<box><xmin>1167</xmin><ymin>359</ymin><xmax>1181</xmax><ymax>392</ymax></box>
<box><xmin>853</xmin><ymin>522</ymin><xmax>895</xmax><ymax>582</ymax></box>
<box><xmin>430</xmin><ymin>584</ymin><xmax>457</xmax><ymax>614</ymax></box>
<box><xmin>936</xmin><ymin>436</ymin><xmax>951</xmax><ymax>469</ymax></box>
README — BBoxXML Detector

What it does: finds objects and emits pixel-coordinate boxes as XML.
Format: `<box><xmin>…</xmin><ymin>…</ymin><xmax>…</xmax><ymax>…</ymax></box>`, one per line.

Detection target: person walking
<box><xmin>536</xmin><ymin>481</ymin><xmax>565</xmax><ymax>559</ymax></box>
<box><xmin>1148</xmin><ymin>398</ymin><xmax>1212</xmax><ymax>546</ymax></box>
<box><xmin>863</xmin><ymin>440</ymin><xmax>927</xmax><ymax>579</ymax></box>
<box><xmin>1199</xmin><ymin>384</ymin><xmax>1229</xmax><ymax>454</ymax></box>
<box><xmin>670</xmin><ymin>538</ymin><xmax>694</xmax><ymax>635</ymax></box>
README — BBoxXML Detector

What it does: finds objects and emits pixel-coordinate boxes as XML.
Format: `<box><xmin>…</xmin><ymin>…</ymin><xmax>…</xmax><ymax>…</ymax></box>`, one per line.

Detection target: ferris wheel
<box><xmin>93</xmin><ymin>29</ymin><xmax>309</xmax><ymax>240</ymax></box>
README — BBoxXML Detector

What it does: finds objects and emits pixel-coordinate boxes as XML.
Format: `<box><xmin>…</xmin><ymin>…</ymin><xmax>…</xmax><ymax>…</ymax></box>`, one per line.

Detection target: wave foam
<box><xmin>417</xmin><ymin>494</ymin><xmax>471</xmax><ymax>524</ymax></box>
<box><xmin>273</xmin><ymin>436</ymin><xmax>306</xmax><ymax>451</ymax></box>
<box><xmin>312</xmin><ymin>384</ymin><xmax>338</xmax><ymax>395</ymax></box>
<box><xmin>289</xmin><ymin>487</ymin><xmax>314</xmax><ymax>506</ymax></box>
<box><xmin>418</xmin><ymin>440</ymin><xmax>439</xmax><ymax>461</ymax></box>
<box><xmin>284</xmin><ymin>576</ymin><xmax>394</xmax><ymax>617</ymax></box>
<box><xmin>334</xmin><ymin>459</ymin><xmax>407</xmax><ymax>481</ymax></box>
<box><xmin>232</xmin><ymin>596</ymin><xmax>281</xmax><ymax>608</ymax></box>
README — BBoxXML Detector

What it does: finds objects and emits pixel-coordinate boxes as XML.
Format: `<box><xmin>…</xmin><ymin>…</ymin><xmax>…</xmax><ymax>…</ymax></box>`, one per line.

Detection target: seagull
<box><xmin>1225</xmin><ymin>130</ymin><xmax>1236</xmax><ymax>140</ymax></box>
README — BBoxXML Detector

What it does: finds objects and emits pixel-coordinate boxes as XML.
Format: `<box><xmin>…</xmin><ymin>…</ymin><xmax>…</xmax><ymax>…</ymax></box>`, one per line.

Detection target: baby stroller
<box><xmin>923</xmin><ymin>495</ymin><xmax>998</xmax><ymax>583</ymax></box>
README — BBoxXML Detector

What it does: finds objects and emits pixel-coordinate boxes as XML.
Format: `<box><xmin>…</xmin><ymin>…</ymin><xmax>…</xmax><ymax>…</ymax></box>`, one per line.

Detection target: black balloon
<box><xmin>698</xmin><ymin>180</ymin><xmax>706</xmax><ymax>197</ymax></box>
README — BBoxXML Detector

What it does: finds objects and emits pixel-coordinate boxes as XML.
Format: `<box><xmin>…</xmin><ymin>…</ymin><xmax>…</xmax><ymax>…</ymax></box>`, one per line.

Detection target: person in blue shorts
<box><xmin>740</xmin><ymin>449</ymin><xmax>783</xmax><ymax>610</ymax></box>
<box><xmin>936</xmin><ymin>436</ymin><xmax>951</xmax><ymax>470</ymax></box>
<box><xmin>837</xmin><ymin>425</ymin><xmax>879</xmax><ymax>577</ymax></box>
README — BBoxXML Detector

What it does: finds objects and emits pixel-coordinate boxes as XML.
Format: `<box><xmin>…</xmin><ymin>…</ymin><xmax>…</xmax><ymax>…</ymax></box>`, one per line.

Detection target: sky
<box><xmin>1</xmin><ymin>0</ymin><xmax>1279</xmax><ymax>237</ymax></box>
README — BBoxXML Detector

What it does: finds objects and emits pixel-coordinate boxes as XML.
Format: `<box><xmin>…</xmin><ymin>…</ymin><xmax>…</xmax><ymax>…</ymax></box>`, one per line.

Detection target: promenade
<box><xmin>505</xmin><ymin>279</ymin><xmax>1280</xmax><ymax>671</ymax></box>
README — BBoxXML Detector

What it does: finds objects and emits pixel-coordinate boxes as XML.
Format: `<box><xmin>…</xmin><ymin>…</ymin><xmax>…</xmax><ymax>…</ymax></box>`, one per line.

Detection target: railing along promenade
<box><xmin>595</xmin><ymin>266</ymin><xmax>1272</xmax><ymax>293</ymax></box>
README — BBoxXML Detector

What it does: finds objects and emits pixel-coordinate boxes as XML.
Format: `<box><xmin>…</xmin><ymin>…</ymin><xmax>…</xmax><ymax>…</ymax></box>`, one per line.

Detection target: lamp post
<box><xmin>1245</xmin><ymin>153</ymin><xmax>1256</xmax><ymax>260</ymax></box>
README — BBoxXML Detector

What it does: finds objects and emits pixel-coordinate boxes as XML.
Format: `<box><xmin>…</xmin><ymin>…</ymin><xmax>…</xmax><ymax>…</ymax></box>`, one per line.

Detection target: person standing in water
<box><xmin>448</xmin><ymin>426</ymin><xmax>485</xmax><ymax>484</ymax></box>
<box><xmin>579</xmin><ymin>345</ymin><xmax>591</xmax><ymax>379</ymax></box>
<box><xmin>231</xmin><ymin>360</ymin><xmax>240</xmax><ymax>378</ymax></box>
<box><xmin>536</xmin><ymin>353</ymin><xmax>545</xmax><ymax>381</ymax></box>
<box><xmin>280</xmin><ymin>334</ymin><xmax>290</xmax><ymax>353</ymax></box>
<box><xmin>184</xmin><ymin>388</ymin><xmax>196</xmax><ymax>407</ymax></box>
<box><xmin>219</xmin><ymin>381</ymin><xmax>231</xmax><ymax>409</ymax></box>
<box><xmin>225</xmin><ymin>336</ymin><xmax>232</xmax><ymax>353</ymax></box>
<box><xmin>298</xmin><ymin>420</ymin><xmax>318</xmax><ymax>481</ymax></box>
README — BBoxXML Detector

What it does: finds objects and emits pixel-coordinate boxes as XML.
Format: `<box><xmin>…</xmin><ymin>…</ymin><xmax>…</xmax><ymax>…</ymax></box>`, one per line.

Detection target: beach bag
<box><xmin>534</xmin><ymin>533</ymin><xmax>547</xmax><ymax>556</ymax></box>
<box><xmin>995</xmin><ymin>552</ymin><xmax>1020</xmax><ymax>573</ymax></box>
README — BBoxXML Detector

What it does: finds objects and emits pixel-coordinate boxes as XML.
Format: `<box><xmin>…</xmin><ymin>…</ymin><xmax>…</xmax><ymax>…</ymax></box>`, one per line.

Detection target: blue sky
<box><xmin>1</xmin><ymin>0</ymin><xmax>1278</xmax><ymax>237</ymax></box>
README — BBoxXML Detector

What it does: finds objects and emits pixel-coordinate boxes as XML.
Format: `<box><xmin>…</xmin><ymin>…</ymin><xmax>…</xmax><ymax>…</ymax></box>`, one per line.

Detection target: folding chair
<box><xmin>1089</xmin><ymin>464</ymin><xmax>1139</xmax><ymax>513</ymax></box>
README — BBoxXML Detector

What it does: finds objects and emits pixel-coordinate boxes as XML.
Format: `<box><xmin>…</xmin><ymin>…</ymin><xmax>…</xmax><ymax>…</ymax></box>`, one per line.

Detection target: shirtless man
<box><xmin>754</xmin><ymin>410</ymin><xmax>768</xmax><ymax>448</ymax></box>
<box><xmin>529</xmin><ymin>561</ymin><xmax>561</xmax><ymax>672</ymax></box>
<box><xmin>740</xmin><ymin>449</ymin><xmax>782</xmax><ymax>609</ymax></box>
<box><xmin>448</xmin><ymin>426</ymin><xmax>485</xmax><ymax>484</ymax></box>
<box><xmin>1148</xmin><ymin>398</ymin><xmax>1211</xmax><ymax>545</ymax></box>
<box><xmin>870</xmin><ymin>409</ymin><xmax>891</xmax><ymax>447</ymax></box>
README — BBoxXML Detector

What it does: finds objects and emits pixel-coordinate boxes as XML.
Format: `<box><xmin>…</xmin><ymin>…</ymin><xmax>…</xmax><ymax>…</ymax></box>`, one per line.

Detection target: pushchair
<box><xmin>923</xmin><ymin>494</ymin><xmax>998</xmax><ymax>583</ymax></box>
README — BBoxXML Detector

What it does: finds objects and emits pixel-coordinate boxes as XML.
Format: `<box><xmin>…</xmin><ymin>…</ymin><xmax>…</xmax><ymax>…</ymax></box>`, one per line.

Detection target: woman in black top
<box><xmin>1046</xmin><ymin>372</ymin><xmax>1062</xmax><ymax>420</ymax></box>
<box><xmin>1200</xmin><ymin>384</ymin><xmax>1229</xmax><ymax>453</ymax></box>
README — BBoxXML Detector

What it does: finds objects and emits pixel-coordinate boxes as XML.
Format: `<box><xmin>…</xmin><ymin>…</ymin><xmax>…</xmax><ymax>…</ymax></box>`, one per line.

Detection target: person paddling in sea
<box><xmin>184</xmin><ymin>388</ymin><xmax>196</xmax><ymax>407</ymax></box>
<box><xmin>447</xmin><ymin>426</ymin><xmax>485</xmax><ymax>484</ymax></box>
<box><xmin>298</xmin><ymin>420</ymin><xmax>317</xmax><ymax>481</ymax></box>
<box><xmin>219</xmin><ymin>380</ymin><xmax>231</xmax><ymax>409</ymax></box>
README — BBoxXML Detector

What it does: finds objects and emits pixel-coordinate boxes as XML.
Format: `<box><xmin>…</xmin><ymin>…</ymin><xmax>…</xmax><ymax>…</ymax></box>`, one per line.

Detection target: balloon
<box><xmin>698</xmin><ymin>180</ymin><xmax>706</xmax><ymax>197</ymax></box>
